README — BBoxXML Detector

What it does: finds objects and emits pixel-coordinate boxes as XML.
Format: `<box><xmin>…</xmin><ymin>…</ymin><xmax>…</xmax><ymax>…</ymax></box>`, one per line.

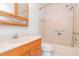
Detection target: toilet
<box><xmin>42</xmin><ymin>42</ymin><xmax>54</xmax><ymax>56</ymax></box>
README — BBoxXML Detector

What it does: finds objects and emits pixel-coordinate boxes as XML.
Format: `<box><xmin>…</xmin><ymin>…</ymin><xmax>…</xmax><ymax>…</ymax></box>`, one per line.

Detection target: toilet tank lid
<box><xmin>42</xmin><ymin>43</ymin><xmax>53</xmax><ymax>49</ymax></box>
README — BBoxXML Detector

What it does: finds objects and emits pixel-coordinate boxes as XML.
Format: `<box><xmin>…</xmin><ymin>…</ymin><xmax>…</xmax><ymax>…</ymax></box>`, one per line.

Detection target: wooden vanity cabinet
<box><xmin>0</xmin><ymin>39</ymin><xmax>41</xmax><ymax>56</ymax></box>
<box><xmin>21</xmin><ymin>45</ymin><xmax>41</xmax><ymax>56</ymax></box>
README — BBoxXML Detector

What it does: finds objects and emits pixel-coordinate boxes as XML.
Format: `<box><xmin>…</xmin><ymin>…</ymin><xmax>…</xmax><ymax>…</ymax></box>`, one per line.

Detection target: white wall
<box><xmin>28</xmin><ymin>3</ymin><xmax>40</xmax><ymax>35</ymax></box>
<box><xmin>0</xmin><ymin>3</ymin><xmax>40</xmax><ymax>39</ymax></box>
<box><xmin>0</xmin><ymin>25</ymin><xmax>26</xmax><ymax>36</ymax></box>
<box><xmin>0</xmin><ymin>3</ymin><xmax>27</xmax><ymax>38</ymax></box>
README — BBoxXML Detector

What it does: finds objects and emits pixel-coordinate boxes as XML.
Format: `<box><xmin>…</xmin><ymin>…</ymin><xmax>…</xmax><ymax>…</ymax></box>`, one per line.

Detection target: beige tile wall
<box><xmin>39</xmin><ymin>3</ymin><xmax>79</xmax><ymax>56</ymax></box>
<box><xmin>40</xmin><ymin>4</ymin><xmax>74</xmax><ymax>46</ymax></box>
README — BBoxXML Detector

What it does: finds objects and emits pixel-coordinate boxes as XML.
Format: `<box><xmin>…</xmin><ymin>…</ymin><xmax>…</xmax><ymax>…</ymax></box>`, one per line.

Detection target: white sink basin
<box><xmin>8</xmin><ymin>39</ymin><xmax>22</xmax><ymax>43</ymax></box>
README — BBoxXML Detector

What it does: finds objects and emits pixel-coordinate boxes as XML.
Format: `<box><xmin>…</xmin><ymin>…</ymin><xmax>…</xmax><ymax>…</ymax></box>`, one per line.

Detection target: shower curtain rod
<box><xmin>39</xmin><ymin>3</ymin><xmax>52</xmax><ymax>9</ymax></box>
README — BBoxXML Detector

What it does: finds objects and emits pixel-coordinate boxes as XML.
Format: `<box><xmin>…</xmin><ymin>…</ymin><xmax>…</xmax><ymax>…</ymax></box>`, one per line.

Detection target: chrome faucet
<box><xmin>13</xmin><ymin>33</ymin><xmax>18</xmax><ymax>39</ymax></box>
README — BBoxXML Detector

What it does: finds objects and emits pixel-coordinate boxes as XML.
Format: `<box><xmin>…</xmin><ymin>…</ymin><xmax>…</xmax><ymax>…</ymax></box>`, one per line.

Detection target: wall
<box><xmin>0</xmin><ymin>25</ymin><xmax>26</xmax><ymax>36</ymax></box>
<box><xmin>0</xmin><ymin>25</ymin><xmax>27</xmax><ymax>41</ymax></box>
<box><xmin>0</xmin><ymin>3</ymin><xmax>40</xmax><ymax>40</ymax></box>
<box><xmin>0</xmin><ymin>3</ymin><xmax>27</xmax><ymax>39</ymax></box>
<box><xmin>39</xmin><ymin>3</ymin><xmax>74</xmax><ymax>46</ymax></box>
<box><xmin>28</xmin><ymin>3</ymin><xmax>40</xmax><ymax>35</ymax></box>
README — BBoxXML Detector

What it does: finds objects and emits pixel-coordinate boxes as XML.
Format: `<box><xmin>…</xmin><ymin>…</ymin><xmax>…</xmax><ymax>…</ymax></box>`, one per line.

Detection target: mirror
<box><xmin>0</xmin><ymin>3</ymin><xmax>14</xmax><ymax>14</ymax></box>
<box><xmin>0</xmin><ymin>3</ymin><xmax>29</xmax><ymax>27</ymax></box>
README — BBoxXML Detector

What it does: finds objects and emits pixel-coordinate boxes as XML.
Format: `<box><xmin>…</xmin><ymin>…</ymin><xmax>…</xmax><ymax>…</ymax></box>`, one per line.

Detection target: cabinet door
<box><xmin>29</xmin><ymin>45</ymin><xmax>41</xmax><ymax>56</ymax></box>
<box><xmin>40</xmin><ymin>4</ymin><xmax>73</xmax><ymax>46</ymax></box>
<box><xmin>21</xmin><ymin>51</ymin><xmax>30</xmax><ymax>56</ymax></box>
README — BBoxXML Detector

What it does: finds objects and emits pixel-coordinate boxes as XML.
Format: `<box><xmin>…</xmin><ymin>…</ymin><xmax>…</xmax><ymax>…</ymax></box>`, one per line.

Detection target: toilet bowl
<box><xmin>42</xmin><ymin>42</ymin><xmax>54</xmax><ymax>56</ymax></box>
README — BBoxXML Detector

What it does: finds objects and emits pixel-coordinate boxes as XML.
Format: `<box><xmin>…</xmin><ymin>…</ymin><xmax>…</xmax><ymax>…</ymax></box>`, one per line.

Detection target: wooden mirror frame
<box><xmin>0</xmin><ymin>3</ymin><xmax>29</xmax><ymax>27</ymax></box>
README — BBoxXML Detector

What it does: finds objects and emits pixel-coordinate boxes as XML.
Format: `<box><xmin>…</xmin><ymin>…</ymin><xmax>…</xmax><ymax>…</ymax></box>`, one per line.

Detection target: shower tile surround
<box><xmin>39</xmin><ymin>3</ymin><xmax>79</xmax><ymax>47</ymax></box>
<box><xmin>38</xmin><ymin>3</ymin><xmax>79</xmax><ymax>56</ymax></box>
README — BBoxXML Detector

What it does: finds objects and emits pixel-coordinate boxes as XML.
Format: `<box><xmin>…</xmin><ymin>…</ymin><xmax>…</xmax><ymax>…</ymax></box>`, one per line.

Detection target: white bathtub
<box><xmin>51</xmin><ymin>44</ymin><xmax>79</xmax><ymax>56</ymax></box>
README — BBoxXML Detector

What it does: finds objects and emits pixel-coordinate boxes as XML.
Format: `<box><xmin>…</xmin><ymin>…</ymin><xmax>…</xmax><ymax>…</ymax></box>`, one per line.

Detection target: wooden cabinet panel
<box><xmin>0</xmin><ymin>39</ymin><xmax>41</xmax><ymax>56</ymax></box>
<box><xmin>73</xmin><ymin>4</ymin><xmax>79</xmax><ymax>47</ymax></box>
<box><xmin>21</xmin><ymin>51</ymin><xmax>30</xmax><ymax>56</ymax></box>
<box><xmin>30</xmin><ymin>46</ymin><xmax>41</xmax><ymax>56</ymax></box>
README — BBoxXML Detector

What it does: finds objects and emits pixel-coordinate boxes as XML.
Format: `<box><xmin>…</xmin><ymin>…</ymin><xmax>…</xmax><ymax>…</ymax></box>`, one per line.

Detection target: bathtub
<box><xmin>51</xmin><ymin>44</ymin><xmax>79</xmax><ymax>56</ymax></box>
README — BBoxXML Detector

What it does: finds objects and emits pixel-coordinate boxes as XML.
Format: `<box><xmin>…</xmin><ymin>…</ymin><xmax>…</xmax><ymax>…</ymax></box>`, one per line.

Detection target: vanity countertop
<box><xmin>0</xmin><ymin>35</ymin><xmax>41</xmax><ymax>54</ymax></box>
